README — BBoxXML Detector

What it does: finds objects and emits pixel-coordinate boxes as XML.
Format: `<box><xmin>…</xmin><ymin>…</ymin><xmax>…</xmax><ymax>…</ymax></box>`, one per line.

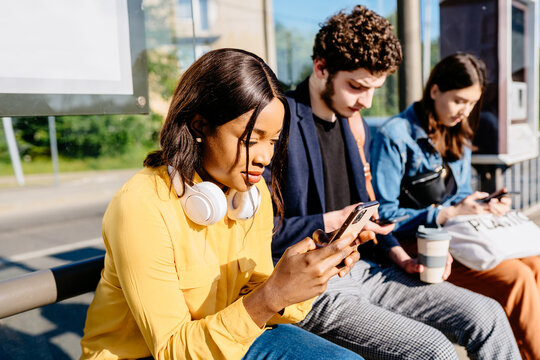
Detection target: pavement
<box><xmin>0</xmin><ymin>169</ymin><xmax>137</xmax><ymax>232</ymax></box>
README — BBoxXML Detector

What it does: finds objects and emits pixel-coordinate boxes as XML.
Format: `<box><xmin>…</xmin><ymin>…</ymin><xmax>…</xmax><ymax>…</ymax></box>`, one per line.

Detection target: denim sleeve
<box><xmin>370</xmin><ymin>130</ymin><xmax>441</xmax><ymax>238</ymax></box>
<box><xmin>449</xmin><ymin>149</ymin><xmax>473</xmax><ymax>205</ymax></box>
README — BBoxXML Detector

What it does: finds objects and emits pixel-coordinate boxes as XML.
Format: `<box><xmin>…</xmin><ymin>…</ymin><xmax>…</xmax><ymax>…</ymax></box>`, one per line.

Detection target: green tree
<box><xmin>55</xmin><ymin>113</ymin><xmax>161</xmax><ymax>159</ymax></box>
<box><xmin>275</xmin><ymin>21</ymin><xmax>314</xmax><ymax>88</ymax></box>
<box><xmin>0</xmin><ymin>128</ymin><xmax>9</xmax><ymax>163</ymax></box>
<box><xmin>6</xmin><ymin>113</ymin><xmax>161</xmax><ymax>161</ymax></box>
<box><xmin>9</xmin><ymin>117</ymin><xmax>50</xmax><ymax>159</ymax></box>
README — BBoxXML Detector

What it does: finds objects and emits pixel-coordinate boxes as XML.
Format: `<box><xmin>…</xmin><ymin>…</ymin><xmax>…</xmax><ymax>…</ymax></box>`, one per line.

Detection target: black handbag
<box><xmin>400</xmin><ymin>166</ymin><xmax>449</xmax><ymax>209</ymax></box>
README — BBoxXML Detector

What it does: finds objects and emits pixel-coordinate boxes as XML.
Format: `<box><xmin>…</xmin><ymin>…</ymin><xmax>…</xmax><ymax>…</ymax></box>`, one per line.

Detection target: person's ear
<box><xmin>430</xmin><ymin>84</ymin><xmax>440</xmax><ymax>100</ymax></box>
<box><xmin>189</xmin><ymin>114</ymin><xmax>208</xmax><ymax>140</ymax></box>
<box><xmin>313</xmin><ymin>58</ymin><xmax>329</xmax><ymax>80</ymax></box>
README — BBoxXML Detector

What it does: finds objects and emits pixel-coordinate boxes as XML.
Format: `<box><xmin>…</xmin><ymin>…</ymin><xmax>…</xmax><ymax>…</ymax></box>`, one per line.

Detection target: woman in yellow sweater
<box><xmin>80</xmin><ymin>48</ymin><xmax>366</xmax><ymax>360</ymax></box>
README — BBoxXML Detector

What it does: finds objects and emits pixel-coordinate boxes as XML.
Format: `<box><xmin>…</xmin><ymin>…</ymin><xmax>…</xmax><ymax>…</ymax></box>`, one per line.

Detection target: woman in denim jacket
<box><xmin>371</xmin><ymin>53</ymin><xmax>540</xmax><ymax>360</ymax></box>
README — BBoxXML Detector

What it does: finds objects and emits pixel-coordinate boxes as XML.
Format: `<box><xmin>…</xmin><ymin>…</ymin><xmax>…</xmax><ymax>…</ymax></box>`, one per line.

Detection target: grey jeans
<box><xmin>298</xmin><ymin>260</ymin><xmax>520</xmax><ymax>360</ymax></box>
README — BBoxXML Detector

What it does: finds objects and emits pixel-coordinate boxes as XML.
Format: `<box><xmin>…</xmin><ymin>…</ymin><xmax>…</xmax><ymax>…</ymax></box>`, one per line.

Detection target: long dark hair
<box><xmin>144</xmin><ymin>48</ymin><xmax>290</xmax><ymax>219</ymax></box>
<box><xmin>419</xmin><ymin>53</ymin><xmax>487</xmax><ymax>161</ymax></box>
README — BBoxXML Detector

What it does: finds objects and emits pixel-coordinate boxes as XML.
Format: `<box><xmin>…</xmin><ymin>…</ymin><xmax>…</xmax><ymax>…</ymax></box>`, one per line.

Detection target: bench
<box><xmin>0</xmin><ymin>256</ymin><xmax>103</xmax><ymax>319</ymax></box>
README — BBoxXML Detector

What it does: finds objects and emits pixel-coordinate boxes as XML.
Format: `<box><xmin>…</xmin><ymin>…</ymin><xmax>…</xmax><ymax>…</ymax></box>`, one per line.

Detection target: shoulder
<box><xmin>285</xmin><ymin>78</ymin><xmax>309</xmax><ymax>103</ymax></box>
<box><xmin>284</xmin><ymin>95</ymin><xmax>304</xmax><ymax>128</ymax></box>
<box><xmin>377</xmin><ymin>104</ymin><xmax>422</xmax><ymax>141</ymax></box>
<box><xmin>285</xmin><ymin>79</ymin><xmax>310</xmax><ymax>118</ymax></box>
<box><xmin>285</xmin><ymin>85</ymin><xmax>300</xmax><ymax>107</ymax></box>
<box><xmin>462</xmin><ymin>146</ymin><xmax>472</xmax><ymax>161</ymax></box>
<box><xmin>107</xmin><ymin>166</ymin><xmax>174</xmax><ymax>214</ymax></box>
<box><xmin>119</xmin><ymin>166</ymin><xmax>169</xmax><ymax>196</ymax></box>
<box><xmin>376</xmin><ymin>115</ymin><xmax>413</xmax><ymax>143</ymax></box>
<box><xmin>102</xmin><ymin>166</ymin><xmax>184</xmax><ymax>245</ymax></box>
<box><xmin>285</xmin><ymin>94</ymin><xmax>297</xmax><ymax>112</ymax></box>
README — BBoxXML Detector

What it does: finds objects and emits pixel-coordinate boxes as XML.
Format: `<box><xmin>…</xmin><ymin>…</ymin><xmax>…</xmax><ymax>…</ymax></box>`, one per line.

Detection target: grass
<box><xmin>0</xmin><ymin>145</ymin><xmax>153</xmax><ymax>177</ymax></box>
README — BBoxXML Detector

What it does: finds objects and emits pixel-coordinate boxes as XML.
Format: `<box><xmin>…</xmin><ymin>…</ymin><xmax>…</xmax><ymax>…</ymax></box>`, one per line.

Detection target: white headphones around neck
<box><xmin>168</xmin><ymin>166</ymin><xmax>261</xmax><ymax>225</ymax></box>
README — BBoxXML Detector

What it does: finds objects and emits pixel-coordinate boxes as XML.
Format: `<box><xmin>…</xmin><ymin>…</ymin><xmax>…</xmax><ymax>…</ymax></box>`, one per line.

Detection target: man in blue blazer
<box><xmin>267</xmin><ymin>5</ymin><xmax>520</xmax><ymax>359</ymax></box>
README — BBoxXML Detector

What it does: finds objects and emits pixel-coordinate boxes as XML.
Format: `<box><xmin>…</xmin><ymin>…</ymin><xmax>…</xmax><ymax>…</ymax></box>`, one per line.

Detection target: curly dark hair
<box><xmin>312</xmin><ymin>5</ymin><xmax>402</xmax><ymax>75</ymax></box>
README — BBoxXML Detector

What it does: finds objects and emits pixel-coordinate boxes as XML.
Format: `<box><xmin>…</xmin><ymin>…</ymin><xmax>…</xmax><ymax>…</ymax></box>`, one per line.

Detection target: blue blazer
<box><xmin>268</xmin><ymin>79</ymin><xmax>372</xmax><ymax>261</ymax></box>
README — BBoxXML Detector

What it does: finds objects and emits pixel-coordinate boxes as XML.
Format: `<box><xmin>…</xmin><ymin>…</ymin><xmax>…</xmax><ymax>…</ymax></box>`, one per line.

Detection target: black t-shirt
<box><xmin>313</xmin><ymin>115</ymin><xmax>357</xmax><ymax>212</ymax></box>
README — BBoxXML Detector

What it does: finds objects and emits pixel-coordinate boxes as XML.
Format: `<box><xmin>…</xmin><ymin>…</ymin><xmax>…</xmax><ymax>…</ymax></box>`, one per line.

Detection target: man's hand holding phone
<box><xmin>372</xmin><ymin>214</ymin><xmax>410</xmax><ymax>226</ymax></box>
<box><xmin>336</xmin><ymin>201</ymin><xmax>379</xmax><ymax>241</ymax></box>
<box><xmin>368</xmin><ymin>214</ymin><xmax>410</xmax><ymax>235</ymax></box>
<box><xmin>323</xmin><ymin>201</ymin><xmax>379</xmax><ymax>244</ymax></box>
<box><xmin>313</xmin><ymin>228</ymin><xmax>375</xmax><ymax>247</ymax></box>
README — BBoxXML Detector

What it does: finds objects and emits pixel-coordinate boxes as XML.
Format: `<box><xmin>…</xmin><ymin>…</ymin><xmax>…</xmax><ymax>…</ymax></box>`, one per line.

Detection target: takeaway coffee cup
<box><xmin>416</xmin><ymin>226</ymin><xmax>451</xmax><ymax>283</ymax></box>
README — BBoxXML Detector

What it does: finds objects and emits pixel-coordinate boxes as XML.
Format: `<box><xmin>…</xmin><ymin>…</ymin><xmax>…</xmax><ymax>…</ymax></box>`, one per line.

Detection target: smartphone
<box><xmin>328</xmin><ymin>201</ymin><xmax>379</xmax><ymax>243</ymax></box>
<box><xmin>476</xmin><ymin>189</ymin><xmax>520</xmax><ymax>203</ymax></box>
<box><xmin>373</xmin><ymin>214</ymin><xmax>410</xmax><ymax>226</ymax></box>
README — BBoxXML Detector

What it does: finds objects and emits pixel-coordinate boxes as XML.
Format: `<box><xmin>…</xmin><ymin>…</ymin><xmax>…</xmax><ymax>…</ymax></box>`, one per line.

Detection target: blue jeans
<box><xmin>242</xmin><ymin>324</ymin><xmax>363</xmax><ymax>360</ymax></box>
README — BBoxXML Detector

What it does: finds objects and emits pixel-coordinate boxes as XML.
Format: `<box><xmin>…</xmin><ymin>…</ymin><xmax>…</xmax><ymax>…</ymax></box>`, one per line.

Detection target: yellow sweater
<box><xmin>80</xmin><ymin>166</ymin><xmax>312</xmax><ymax>360</ymax></box>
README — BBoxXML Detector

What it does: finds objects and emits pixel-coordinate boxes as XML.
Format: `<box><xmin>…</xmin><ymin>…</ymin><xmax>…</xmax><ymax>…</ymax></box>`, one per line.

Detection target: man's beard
<box><xmin>320</xmin><ymin>73</ymin><xmax>346</xmax><ymax>118</ymax></box>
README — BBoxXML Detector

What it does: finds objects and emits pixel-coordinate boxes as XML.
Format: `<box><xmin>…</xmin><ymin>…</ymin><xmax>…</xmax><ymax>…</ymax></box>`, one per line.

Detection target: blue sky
<box><xmin>273</xmin><ymin>0</ymin><xmax>441</xmax><ymax>40</ymax></box>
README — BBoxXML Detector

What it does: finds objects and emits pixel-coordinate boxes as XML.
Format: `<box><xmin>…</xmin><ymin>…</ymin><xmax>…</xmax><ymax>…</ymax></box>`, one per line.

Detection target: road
<box><xmin>0</xmin><ymin>169</ymin><xmax>136</xmax><ymax>360</ymax></box>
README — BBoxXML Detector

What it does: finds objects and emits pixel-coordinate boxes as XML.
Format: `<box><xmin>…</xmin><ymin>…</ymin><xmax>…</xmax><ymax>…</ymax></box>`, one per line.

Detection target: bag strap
<box><xmin>441</xmin><ymin>161</ymin><xmax>455</xmax><ymax>201</ymax></box>
<box><xmin>348</xmin><ymin>113</ymin><xmax>376</xmax><ymax>201</ymax></box>
<box><xmin>401</xmin><ymin>183</ymin><xmax>426</xmax><ymax>208</ymax></box>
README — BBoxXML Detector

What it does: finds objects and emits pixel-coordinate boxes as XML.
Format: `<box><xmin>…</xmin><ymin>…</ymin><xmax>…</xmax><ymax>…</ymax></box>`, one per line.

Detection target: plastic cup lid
<box><xmin>416</xmin><ymin>225</ymin><xmax>451</xmax><ymax>241</ymax></box>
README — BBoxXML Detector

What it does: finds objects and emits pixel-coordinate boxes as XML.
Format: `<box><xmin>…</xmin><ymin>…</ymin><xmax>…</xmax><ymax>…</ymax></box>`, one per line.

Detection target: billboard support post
<box><xmin>48</xmin><ymin>116</ymin><xmax>60</xmax><ymax>186</ymax></box>
<box><xmin>2</xmin><ymin>117</ymin><xmax>25</xmax><ymax>186</ymax></box>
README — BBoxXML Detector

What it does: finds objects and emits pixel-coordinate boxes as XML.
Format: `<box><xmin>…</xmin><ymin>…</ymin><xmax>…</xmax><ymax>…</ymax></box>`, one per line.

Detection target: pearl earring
<box><xmin>195</xmin><ymin>137</ymin><xmax>202</xmax><ymax>143</ymax></box>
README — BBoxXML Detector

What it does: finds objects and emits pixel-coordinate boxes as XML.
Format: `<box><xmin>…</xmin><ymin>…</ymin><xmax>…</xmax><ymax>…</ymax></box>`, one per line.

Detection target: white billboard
<box><xmin>0</xmin><ymin>0</ymin><xmax>133</xmax><ymax>95</ymax></box>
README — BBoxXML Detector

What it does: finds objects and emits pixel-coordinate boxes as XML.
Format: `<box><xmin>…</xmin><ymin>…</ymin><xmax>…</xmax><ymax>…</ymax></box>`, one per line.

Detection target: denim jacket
<box><xmin>370</xmin><ymin>103</ymin><xmax>473</xmax><ymax>238</ymax></box>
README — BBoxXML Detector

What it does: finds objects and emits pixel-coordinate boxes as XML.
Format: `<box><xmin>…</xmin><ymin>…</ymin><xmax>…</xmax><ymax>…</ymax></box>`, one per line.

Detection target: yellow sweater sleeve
<box><xmin>103</xmin><ymin>188</ymin><xmax>264</xmax><ymax>360</ymax></box>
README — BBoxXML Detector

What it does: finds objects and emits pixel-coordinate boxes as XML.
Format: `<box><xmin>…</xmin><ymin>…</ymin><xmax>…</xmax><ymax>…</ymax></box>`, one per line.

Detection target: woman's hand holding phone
<box><xmin>313</xmin><ymin>228</ymin><xmax>374</xmax><ymax>260</ymax></box>
<box><xmin>365</xmin><ymin>220</ymin><xmax>395</xmax><ymax>235</ymax></box>
<box><xmin>437</xmin><ymin>191</ymin><xmax>489</xmax><ymax>225</ymax></box>
<box><xmin>476</xmin><ymin>188</ymin><xmax>514</xmax><ymax>216</ymax></box>
<box><xmin>312</xmin><ymin>229</ymin><xmax>365</xmax><ymax>278</ymax></box>
<box><xmin>488</xmin><ymin>195</ymin><xmax>512</xmax><ymax>216</ymax></box>
<box><xmin>438</xmin><ymin>189</ymin><xmax>515</xmax><ymax>225</ymax></box>
<box><xmin>244</xmin><ymin>203</ymin><xmax>380</xmax><ymax>326</ymax></box>
<box><xmin>260</xmin><ymin>234</ymin><xmax>360</xmax><ymax>309</ymax></box>
<box><xmin>243</xmin><ymin>234</ymin><xmax>360</xmax><ymax>327</ymax></box>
